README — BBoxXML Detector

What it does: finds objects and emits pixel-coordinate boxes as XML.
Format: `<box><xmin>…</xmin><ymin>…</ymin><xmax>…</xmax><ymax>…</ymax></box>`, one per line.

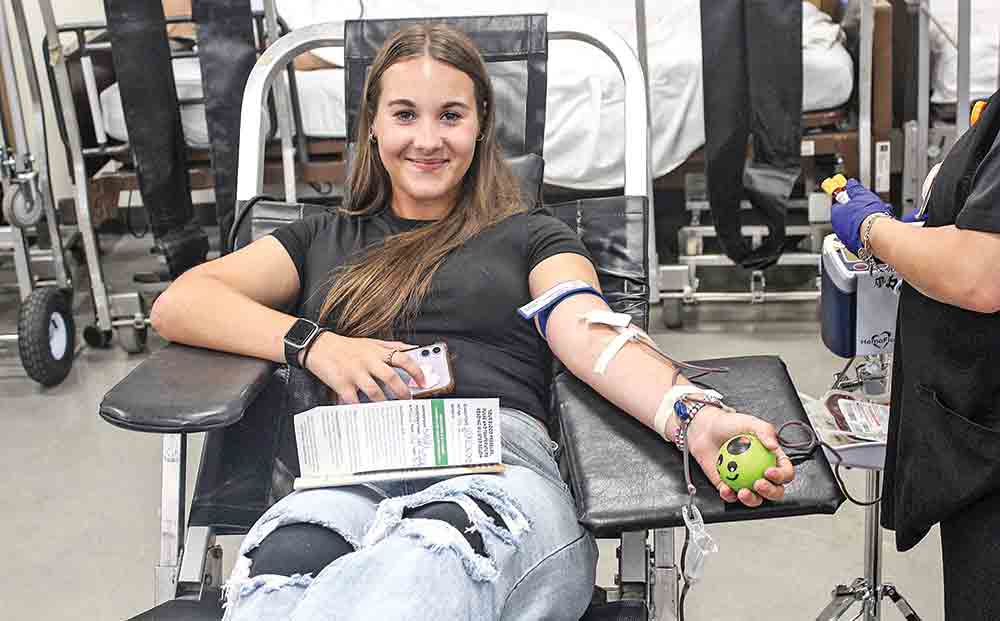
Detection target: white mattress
<box><xmin>928</xmin><ymin>0</ymin><xmax>1000</xmax><ymax>105</ymax></box>
<box><xmin>100</xmin><ymin>1</ymin><xmax>852</xmax><ymax>190</ymax></box>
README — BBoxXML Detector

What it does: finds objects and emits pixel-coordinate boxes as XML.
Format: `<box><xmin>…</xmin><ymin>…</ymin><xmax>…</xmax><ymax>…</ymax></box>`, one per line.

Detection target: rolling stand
<box><xmin>815</xmin><ymin>359</ymin><xmax>919</xmax><ymax>621</ymax></box>
<box><xmin>815</xmin><ymin>233</ymin><xmax>920</xmax><ymax>621</ymax></box>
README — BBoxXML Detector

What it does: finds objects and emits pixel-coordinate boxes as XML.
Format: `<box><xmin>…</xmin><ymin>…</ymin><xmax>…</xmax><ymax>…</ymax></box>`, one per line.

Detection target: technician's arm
<box><xmin>150</xmin><ymin>237</ymin><xmax>425</xmax><ymax>401</ymax></box>
<box><xmin>530</xmin><ymin>253</ymin><xmax>795</xmax><ymax>506</ymax></box>
<box><xmin>867</xmin><ymin>218</ymin><xmax>1000</xmax><ymax>314</ymax></box>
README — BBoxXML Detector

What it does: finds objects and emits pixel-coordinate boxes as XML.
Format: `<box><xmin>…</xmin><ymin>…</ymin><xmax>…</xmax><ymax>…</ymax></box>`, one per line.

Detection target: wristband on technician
<box><xmin>517</xmin><ymin>280</ymin><xmax>607</xmax><ymax>339</ymax></box>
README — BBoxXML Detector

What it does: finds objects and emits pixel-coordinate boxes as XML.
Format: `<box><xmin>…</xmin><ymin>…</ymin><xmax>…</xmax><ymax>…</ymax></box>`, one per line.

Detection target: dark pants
<box><xmin>700</xmin><ymin>0</ymin><xmax>803</xmax><ymax>270</ymax></box>
<box><xmin>940</xmin><ymin>492</ymin><xmax>1000</xmax><ymax>620</ymax></box>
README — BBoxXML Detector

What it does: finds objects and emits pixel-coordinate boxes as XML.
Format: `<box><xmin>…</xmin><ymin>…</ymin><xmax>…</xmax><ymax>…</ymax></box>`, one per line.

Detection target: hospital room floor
<box><xmin>0</xmin><ymin>228</ymin><xmax>944</xmax><ymax>620</ymax></box>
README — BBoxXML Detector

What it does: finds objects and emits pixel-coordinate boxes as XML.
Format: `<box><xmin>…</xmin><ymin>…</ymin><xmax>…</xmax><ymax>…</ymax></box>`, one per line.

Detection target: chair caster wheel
<box><xmin>84</xmin><ymin>325</ymin><xmax>113</xmax><ymax>349</ymax></box>
<box><xmin>117</xmin><ymin>325</ymin><xmax>148</xmax><ymax>354</ymax></box>
<box><xmin>662</xmin><ymin>299</ymin><xmax>684</xmax><ymax>330</ymax></box>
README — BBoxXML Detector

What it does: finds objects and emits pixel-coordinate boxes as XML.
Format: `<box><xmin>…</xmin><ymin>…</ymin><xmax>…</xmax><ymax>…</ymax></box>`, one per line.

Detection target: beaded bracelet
<box><xmin>672</xmin><ymin>394</ymin><xmax>724</xmax><ymax>451</ymax></box>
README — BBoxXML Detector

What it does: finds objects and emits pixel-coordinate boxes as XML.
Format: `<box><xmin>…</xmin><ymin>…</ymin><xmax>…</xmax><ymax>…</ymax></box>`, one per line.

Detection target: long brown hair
<box><xmin>317</xmin><ymin>24</ymin><xmax>524</xmax><ymax>337</ymax></box>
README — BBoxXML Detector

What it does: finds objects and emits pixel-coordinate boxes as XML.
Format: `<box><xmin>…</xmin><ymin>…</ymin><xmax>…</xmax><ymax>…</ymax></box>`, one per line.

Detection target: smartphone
<box><xmin>394</xmin><ymin>342</ymin><xmax>455</xmax><ymax>398</ymax></box>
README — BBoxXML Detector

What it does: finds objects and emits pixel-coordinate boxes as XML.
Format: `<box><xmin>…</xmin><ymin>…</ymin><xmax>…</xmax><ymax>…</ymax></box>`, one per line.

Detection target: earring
<box><xmin>368</xmin><ymin>126</ymin><xmax>376</xmax><ymax>143</ymax></box>
<box><xmin>476</xmin><ymin>133</ymin><xmax>485</xmax><ymax>142</ymax></box>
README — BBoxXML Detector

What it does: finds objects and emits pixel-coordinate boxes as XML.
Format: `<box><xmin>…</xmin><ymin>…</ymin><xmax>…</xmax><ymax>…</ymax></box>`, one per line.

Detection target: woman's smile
<box><xmin>407</xmin><ymin>157</ymin><xmax>449</xmax><ymax>172</ymax></box>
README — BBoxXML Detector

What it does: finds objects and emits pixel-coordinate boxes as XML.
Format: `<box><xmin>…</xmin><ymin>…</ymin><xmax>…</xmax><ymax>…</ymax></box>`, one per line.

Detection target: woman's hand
<box><xmin>684</xmin><ymin>407</ymin><xmax>795</xmax><ymax>508</ymax></box>
<box><xmin>305</xmin><ymin>332</ymin><xmax>426</xmax><ymax>404</ymax></box>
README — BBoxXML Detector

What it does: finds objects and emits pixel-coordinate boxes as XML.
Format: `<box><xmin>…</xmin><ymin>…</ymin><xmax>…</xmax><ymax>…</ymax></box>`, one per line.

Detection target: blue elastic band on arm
<box><xmin>517</xmin><ymin>282</ymin><xmax>606</xmax><ymax>339</ymax></box>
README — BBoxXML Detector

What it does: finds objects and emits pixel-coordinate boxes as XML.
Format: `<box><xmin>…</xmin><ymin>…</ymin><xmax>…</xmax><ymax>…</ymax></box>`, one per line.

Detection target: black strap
<box><xmin>192</xmin><ymin>0</ymin><xmax>258</xmax><ymax>255</ymax></box>
<box><xmin>103</xmin><ymin>0</ymin><xmax>195</xmax><ymax>239</ymax></box>
<box><xmin>299</xmin><ymin>328</ymin><xmax>328</xmax><ymax>371</ymax></box>
<box><xmin>700</xmin><ymin>0</ymin><xmax>802</xmax><ymax>270</ymax></box>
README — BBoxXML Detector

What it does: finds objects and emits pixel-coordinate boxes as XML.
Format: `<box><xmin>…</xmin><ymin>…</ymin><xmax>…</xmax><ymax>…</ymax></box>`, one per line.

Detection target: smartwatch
<box><xmin>283</xmin><ymin>318</ymin><xmax>322</xmax><ymax>369</ymax></box>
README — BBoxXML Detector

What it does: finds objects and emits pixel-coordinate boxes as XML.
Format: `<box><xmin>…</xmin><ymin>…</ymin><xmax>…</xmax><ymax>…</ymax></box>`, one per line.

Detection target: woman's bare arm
<box><xmin>150</xmin><ymin>236</ymin><xmax>304</xmax><ymax>364</ymax></box>
<box><xmin>529</xmin><ymin>253</ymin><xmax>795</xmax><ymax>506</ymax></box>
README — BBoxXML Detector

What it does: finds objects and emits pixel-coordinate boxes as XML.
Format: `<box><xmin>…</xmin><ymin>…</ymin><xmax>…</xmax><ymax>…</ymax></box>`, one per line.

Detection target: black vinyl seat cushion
<box><xmin>126</xmin><ymin>595</ymin><xmax>223</xmax><ymax>621</ymax></box>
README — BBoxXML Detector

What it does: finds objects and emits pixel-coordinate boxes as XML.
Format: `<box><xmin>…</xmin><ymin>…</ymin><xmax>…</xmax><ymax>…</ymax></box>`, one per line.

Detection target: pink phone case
<box><xmin>396</xmin><ymin>342</ymin><xmax>455</xmax><ymax>398</ymax></box>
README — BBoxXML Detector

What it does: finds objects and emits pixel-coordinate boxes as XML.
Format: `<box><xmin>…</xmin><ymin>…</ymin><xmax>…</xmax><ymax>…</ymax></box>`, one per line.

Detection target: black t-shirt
<box><xmin>956</xmin><ymin>125</ymin><xmax>1000</xmax><ymax>233</ymax></box>
<box><xmin>271</xmin><ymin>206</ymin><xmax>592</xmax><ymax>423</ymax></box>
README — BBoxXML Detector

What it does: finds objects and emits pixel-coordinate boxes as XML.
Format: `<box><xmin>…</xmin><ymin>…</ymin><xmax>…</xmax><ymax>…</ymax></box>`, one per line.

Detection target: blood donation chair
<box><xmin>99</xmin><ymin>15</ymin><xmax>845</xmax><ymax>621</ymax></box>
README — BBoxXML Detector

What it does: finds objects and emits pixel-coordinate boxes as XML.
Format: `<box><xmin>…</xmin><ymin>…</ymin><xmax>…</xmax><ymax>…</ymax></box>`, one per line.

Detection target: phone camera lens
<box><xmin>421</xmin><ymin>349</ymin><xmax>430</xmax><ymax>357</ymax></box>
<box><xmin>432</xmin><ymin>347</ymin><xmax>441</xmax><ymax>354</ymax></box>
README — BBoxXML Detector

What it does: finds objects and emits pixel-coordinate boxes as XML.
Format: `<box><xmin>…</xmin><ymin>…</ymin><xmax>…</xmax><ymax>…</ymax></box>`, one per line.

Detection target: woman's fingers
<box><xmin>355</xmin><ymin>376</ymin><xmax>388</xmax><ymax>403</ymax></box>
<box><xmin>388</xmin><ymin>349</ymin><xmax>427</xmax><ymax>388</ymax></box>
<box><xmin>372</xmin><ymin>364</ymin><xmax>412</xmax><ymax>400</ymax></box>
<box><xmin>330</xmin><ymin>379</ymin><xmax>360</xmax><ymax>405</ymax></box>
<box><xmin>737</xmin><ymin>488</ymin><xmax>763</xmax><ymax>508</ymax></box>
<box><xmin>373</xmin><ymin>339</ymin><xmax>418</xmax><ymax>351</ymax></box>
<box><xmin>765</xmin><ymin>447</ymin><xmax>796</xmax><ymax>485</ymax></box>
<box><xmin>753</xmin><ymin>478</ymin><xmax>786</xmax><ymax>502</ymax></box>
<box><xmin>750</xmin><ymin>418</ymin><xmax>781</xmax><ymax>451</ymax></box>
<box><xmin>717</xmin><ymin>481</ymin><xmax>738</xmax><ymax>503</ymax></box>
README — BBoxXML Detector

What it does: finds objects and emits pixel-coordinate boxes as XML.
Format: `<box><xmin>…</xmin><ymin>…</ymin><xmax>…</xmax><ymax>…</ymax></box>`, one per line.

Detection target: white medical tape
<box><xmin>654</xmin><ymin>385</ymin><xmax>725</xmax><ymax>439</ymax></box>
<box><xmin>593</xmin><ymin>326</ymin><xmax>640</xmax><ymax>374</ymax></box>
<box><xmin>654</xmin><ymin>391</ymin><xmax>675</xmax><ymax>438</ymax></box>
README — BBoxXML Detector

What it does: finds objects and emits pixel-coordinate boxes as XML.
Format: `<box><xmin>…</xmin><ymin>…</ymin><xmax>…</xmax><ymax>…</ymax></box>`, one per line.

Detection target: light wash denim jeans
<box><xmin>222</xmin><ymin>408</ymin><xmax>598</xmax><ymax>620</ymax></box>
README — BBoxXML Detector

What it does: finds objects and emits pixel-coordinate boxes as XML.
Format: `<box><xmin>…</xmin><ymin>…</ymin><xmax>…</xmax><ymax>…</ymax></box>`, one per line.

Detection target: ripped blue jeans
<box><xmin>222</xmin><ymin>408</ymin><xmax>598</xmax><ymax>620</ymax></box>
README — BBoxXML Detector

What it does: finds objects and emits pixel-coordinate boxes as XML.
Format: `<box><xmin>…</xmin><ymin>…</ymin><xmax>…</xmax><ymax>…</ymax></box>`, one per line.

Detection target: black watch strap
<box><xmin>283</xmin><ymin>319</ymin><xmax>321</xmax><ymax>368</ymax></box>
<box><xmin>299</xmin><ymin>329</ymin><xmax>328</xmax><ymax>371</ymax></box>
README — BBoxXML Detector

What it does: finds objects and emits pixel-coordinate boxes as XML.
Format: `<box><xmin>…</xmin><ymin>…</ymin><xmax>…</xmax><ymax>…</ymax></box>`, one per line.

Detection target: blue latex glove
<box><xmin>831</xmin><ymin>179</ymin><xmax>893</xmax><ymax>254</ymax></box>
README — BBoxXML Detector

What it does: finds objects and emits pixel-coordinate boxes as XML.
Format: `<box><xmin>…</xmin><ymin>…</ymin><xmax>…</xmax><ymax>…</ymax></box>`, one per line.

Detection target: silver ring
<box><xmin>386</xmin><ymin>349</ymin><xmax>398</xmax><ymax>365</ymax></box>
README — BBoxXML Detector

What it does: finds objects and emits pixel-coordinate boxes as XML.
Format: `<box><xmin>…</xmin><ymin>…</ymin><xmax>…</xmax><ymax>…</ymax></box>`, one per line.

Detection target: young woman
<box><xmin>151</xmin><ymin>24</ymin><xmax>795</xmax><ymax>620</ymax></box>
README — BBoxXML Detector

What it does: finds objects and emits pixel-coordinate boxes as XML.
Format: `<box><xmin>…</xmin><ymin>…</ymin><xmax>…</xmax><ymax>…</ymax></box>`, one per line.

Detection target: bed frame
<box><xmin>49</xmin><ymin>1</ymin><xmax>893</xmax><ymax>300</ymax></box>
<box><xmin>45</xmin><ymin>10</ymin><xmax>350</xmax><ymax>230</ymax></box>
<box><xmin>653</xmin><ymin>0</ymin><xmax>895</xmax><ymax>327</ymax></box>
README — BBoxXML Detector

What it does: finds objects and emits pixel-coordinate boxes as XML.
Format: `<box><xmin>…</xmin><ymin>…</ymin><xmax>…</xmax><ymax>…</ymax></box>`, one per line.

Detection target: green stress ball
<box><xmin>716</xmin><ymin>434</ymin><xmax>776</xmax><ymax>492</ymax></box>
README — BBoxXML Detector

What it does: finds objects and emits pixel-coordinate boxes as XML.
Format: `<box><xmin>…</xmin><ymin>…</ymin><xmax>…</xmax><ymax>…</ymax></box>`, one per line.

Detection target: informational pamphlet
<box><xmin>293</xmin><ymin>398</ymin><xmax>503</xmax><ymax>489</ymax></box>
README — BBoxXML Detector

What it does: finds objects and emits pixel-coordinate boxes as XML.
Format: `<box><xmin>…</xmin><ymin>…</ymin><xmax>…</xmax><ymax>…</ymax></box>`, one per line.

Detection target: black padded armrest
<box><xmin>556</xmin><ymin>355</ymin><xmax>844</xmax><ymax>537</ymax></box>
<box><xmin>100</xmin><ymin>343</ymin><xmax>276</xmax><ymax>434</ymax></box>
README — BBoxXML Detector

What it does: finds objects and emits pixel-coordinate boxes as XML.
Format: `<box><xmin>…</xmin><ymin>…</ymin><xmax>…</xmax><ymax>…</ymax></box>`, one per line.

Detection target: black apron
<box><xmin>882</xmin><ymin>92</ymin><xmax>1000</xmax><ymax>552</ymax></box>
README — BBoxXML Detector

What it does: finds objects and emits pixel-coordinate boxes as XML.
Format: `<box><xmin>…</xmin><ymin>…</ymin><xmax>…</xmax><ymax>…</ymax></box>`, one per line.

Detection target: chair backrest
<box><xmin>207</xmin><ymin>13</ymin><xmax>653</xmax><ymax>535</ymax></box>
<box><xmin>343</xmin><ymin>15</ymin><xmax>548</xmax><ymax>158</ymax></box>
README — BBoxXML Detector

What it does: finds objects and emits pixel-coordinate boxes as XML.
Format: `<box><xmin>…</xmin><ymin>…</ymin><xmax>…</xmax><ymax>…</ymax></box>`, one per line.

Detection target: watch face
<box><xmin>284</xmin><ymin>319</ymin><xmax>318</xmax><ymax>348</ymax></box>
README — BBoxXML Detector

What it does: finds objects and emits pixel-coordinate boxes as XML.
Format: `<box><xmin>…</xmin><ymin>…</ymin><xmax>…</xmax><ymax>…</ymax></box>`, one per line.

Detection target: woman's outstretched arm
<box><xmin>529</xmin><ymin>252</ymin><xmax>795</xmax><ymax>507</ymax></box>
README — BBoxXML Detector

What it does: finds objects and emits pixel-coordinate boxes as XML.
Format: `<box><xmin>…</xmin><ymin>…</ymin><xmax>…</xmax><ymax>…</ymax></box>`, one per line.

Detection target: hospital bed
<box><xmin>42</xmin><ymin>7</ymin><xmax>350</xmax><ymax>231</ymax></box>
<box><xmin>54</xmin><ymin>1</ymin><xmax>867</xmax><ymax>219</ymax></box>
<box><xmin>654</xmin><ymin>0</ymin><xmax>895</xmax><ymax>327</ymax></box>
<box><xmin>100</xmin><ymin>15</ymin><xmax>844</xmax><ymax>621</ymax></box>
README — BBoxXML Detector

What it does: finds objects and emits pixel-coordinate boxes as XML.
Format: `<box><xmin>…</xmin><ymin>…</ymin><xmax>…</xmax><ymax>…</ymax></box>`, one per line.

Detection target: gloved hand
<box><xmin>831</xmin><ymin>179</ymin><xmax>893</xmax><ymax>254</ymax></box>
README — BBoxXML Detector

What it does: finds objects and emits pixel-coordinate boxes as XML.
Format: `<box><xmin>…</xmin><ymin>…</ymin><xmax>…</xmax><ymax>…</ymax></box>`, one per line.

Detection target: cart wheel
<box><xmin>662</xmin><ymin>298</ymin><xmax>684</xmax><ymax>330</ymax></box>
<box><xmin>17</xmin><ymin>287</ymin><xmax>76</xmax><ymax>386</ymax></box>
<box><xmin>83</xmin><ymin>325</ymin><xmax>113</xmax><ymax>349</ymax></box>
<box><xmin>3</xmin><ymin>184</ymin><xmax>42</xmax><ymax>228</ymax></box>
<box><xmin>117</xmin><ymin>325</ymin><xmax>147</xmax><ymax>354</ymax></box>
